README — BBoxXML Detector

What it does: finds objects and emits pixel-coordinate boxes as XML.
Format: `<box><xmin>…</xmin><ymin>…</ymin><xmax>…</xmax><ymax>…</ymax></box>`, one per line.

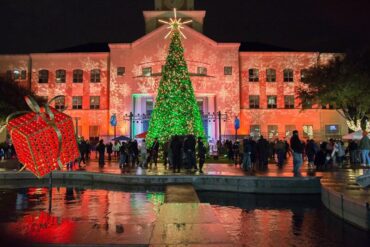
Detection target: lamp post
<box><xmin>123</xmin><ymin>112</ymin><xmax>151</xmax><ymax>139</ymax></box>
<box><xmin>202</xmin><ymin>111</ymin><xmax>227</xmax><ymax>142</ymax></box>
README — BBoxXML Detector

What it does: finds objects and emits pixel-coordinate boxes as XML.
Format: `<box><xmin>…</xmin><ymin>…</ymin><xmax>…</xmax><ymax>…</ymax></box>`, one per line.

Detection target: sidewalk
<box><xmin>1</xmin><ymin>157</ymin><xmax>369</xmax><ymax>204</ymax></box>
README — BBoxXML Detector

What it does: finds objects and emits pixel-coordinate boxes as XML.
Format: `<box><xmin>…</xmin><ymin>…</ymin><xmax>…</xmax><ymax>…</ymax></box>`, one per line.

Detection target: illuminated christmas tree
<box><xmin>146</xmin><ymin>9</ymin><xmax>205</xmax><ymax>144</ymax></box>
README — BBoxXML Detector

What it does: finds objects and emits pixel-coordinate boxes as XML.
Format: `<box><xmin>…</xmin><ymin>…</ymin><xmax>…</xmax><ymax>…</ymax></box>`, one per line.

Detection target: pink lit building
<box><xmin>0</xmin><ymin>0</ymin><xmax>347</xmax><ymax>143</ymax></box>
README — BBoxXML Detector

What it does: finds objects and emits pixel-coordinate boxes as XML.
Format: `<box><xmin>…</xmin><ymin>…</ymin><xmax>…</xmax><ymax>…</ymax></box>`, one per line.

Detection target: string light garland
<box><xmin>158</xmin><ymin>8</ymin><xmax>192</xmax><ymax>39</ymax></box>
<box><xmin>146</xmin><ymin>9</ymin><xmax>205</xmax><ymax>145</ymax></box>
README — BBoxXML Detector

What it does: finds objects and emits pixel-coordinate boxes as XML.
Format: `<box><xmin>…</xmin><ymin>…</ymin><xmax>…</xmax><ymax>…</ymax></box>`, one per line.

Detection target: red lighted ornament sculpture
<box><xmin>2</xmin><ymin>96</ymin><xmax>79</xmax><ymax>178</ymax></box>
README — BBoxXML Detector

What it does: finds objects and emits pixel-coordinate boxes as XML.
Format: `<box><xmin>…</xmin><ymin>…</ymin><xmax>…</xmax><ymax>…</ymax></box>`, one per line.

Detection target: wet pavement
<box><xmin>0</xmin><ymin>157</ymin><xmax>369</xmax><ymax>205</ymax></box>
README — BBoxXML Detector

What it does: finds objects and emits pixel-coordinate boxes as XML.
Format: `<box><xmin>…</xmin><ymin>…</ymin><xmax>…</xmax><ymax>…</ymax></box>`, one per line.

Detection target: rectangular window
<box><xmin>55</xmin><ymin>96</ymin><xmax>65</xmax><ymax>110</ymax></box>
<box><xmin>268</xmin><ymin>125</ymin><xmax>278</xmax><ymax>139</ymax></box>
<box><xmin>283</xmin><ymin>69</ymin><xmax>294</xmax><ymax>82</ymax></box>
<box><xmin>249</xmin><ymin>69</ymin><xmax>259</xmax><ymax>82</ymax></box>
<box><xmin>197</xmin><ymin>67</ymin><xmax>207</xmax><ymax>76</ymax></box>
<box><xmin>55</xmin><ymin>69</ymin><xmax>66</xmax><ymax>83</ymax></box>
<box><xmin>21</xmin><ymin>70</ymin><xmax>27</xmax><ymax>80</ymax></box>
<box><xmin>142</xmin><ymin>67</ymin><xmax>152</xmax><ymax>76</ymax></box>
<box><xmin>72</xmin><ymin>96</ymin><xmax>83</xmax><ymax>109</ymax></box>
<box><xmin>90</xmin><ymin>69</ymin><xmax>101</xmax><ymax>82</ymax></box>
<box><xmin>117</xmin><ymin>67</ymin><xmax>125</xmax><ymax>76</ymax></box>
<box><xmin>13</xmin><ymin>70</ymin><xmax>20</xmax><ymax>80</ymax></box>
<box><xmin>249</xmin><ymin>95</ymin><xmax>260</xmax><ymax>109</ymax></box>
<box><xmin>267</xmin><ymin>95</ymin><xmax>277</xmax><ymax>109</ymax></box>
<box><xmin>145</xmin><ymin>99</ymin><xmax>154</xmax><ymax>116</ymax></box>
<box><xmin>285</xmin><ymin>125</ymin><xmax>296</xmax><ymax>137</ymax></box>
<box><xmin>284</xmin><ymin>95</ymin><xmax>295</xmax><ymax>109</ymax></box>
<box><xmin>38</xmin><ymin>70</ymin><xmax>49</xmax><ymax>83</ymax></box>
<box><xmin>266</xmin><ymin>69</ymin><xmax>276</xmax><ymax>82</ymax></box>
<box><xmin>73</xmin><ymin>69</ymin><xmax>83</xmax><ymax>83</ymax></box>
<box><xmin>303</xmin><ymin>125</ymin><xmax>313</xmax><ymax>138</ymax></box>
<box><xmin>250</xmin><ymin>125</ymin><xmax>261</xmax><ymax>138</ymax></box>
<box><xmin>89</xmin><ymin>125</ymin><xmax>100</xmax><ymax>142</ymax></box>
<box><xmin>90</xmin><ymin>96</ymin><xmax>100</xmax><ymax>109</ymax></box>
<box><xmin>325</xmin><ymin>125</ymin><xmax>340</xmax><ymax>134</ymax></box>
<box><xmin>224</xmin><ymin>66</ymin><xmax>232</xmax><ymax>75</ymax></box>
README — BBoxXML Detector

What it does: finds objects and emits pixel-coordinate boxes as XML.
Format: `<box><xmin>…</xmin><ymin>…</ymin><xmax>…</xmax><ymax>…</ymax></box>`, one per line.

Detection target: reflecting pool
<box><xmin>0</xmin><ymin>186</ymin><xmax>164</xmax><ymax>246</ymax></box>
<box><xmin>198</xmin><ymin>192</ymin><xmax>370</xmax><ymax>247</ymax></box>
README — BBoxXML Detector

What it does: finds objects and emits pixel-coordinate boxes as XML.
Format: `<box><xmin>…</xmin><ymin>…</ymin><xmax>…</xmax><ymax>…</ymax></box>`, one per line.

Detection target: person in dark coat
<box><xmin>78</xmin><ymin>138</ymin><xmax>87</xmax><ymax>167</ymax></box>
<box><xmin>256</xmin><ymin>135</ymin><xmax>269</xmax><ymax>170</ymax></box>
<box><xmin>305</xmin><ymin>139</ymin><xmax>318</xmax><ymax>168</ymax></box>
<box><xmin>106</xmin><ymin>142</ymin><xmax>113</xmax><ymax>161</ymax></box>
<box><xmin>290</xmin><ymin>130</ymin><xmax>304</xmax><ymax>175</ymax></box>
<box><xmin>314</xmin><ymin>142</ymin><xmax>328</xmax><ymax>170</ymax></box>
<box><xmin>163</xmin><ymin>140</ymin><xmax>170</xmax><ymax>168</ymax></box>
<box><xmin>183</xmin><ymin>135</ymin><xmax>197</xmax><ymax>170</ymax></box>
<box><xmin>275</xmin><ymin>138</ymin><xmax>286</xmax><ymax>168</ymax></box>
<box><xmin>170</xmin><ymin>135</ymin><xmax>182</xmax><ymax>173</ymax></box>
<box><xmin>242</xmin><ymin>136</ymin><xmax>253</xmax><ymax>171</ymax></box>
<box><xmin>149</xmin><ymin>138</ymin><xmax>159</xmax><ymax>168</ymax></box>
<box><xmin>131</xmin><ymin>140</ymin><xmax>139</xmax><ymax>167</ymax></box>
<box><xmin>96</xmin><ymin>139</ymin><xmax>106</xmax><ymax>166</ymax></box>
<box><xmin>197</xmin><ymin>137</ymin><xmax>207</xmax><ymax>173</ymax></box>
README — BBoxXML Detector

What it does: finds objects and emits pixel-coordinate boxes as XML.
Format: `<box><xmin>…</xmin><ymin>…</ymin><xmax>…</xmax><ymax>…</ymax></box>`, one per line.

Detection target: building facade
<box><xmin>0</xmin><ymin>0</ymin><xmax>347</xmax><ymax>143</ymax></box>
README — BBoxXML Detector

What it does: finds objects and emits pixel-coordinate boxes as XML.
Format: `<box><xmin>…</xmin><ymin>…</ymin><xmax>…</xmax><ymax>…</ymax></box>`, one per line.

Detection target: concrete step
<box><xmin>165</xmin><ymin>184</ymin><xmax>200</xmax><ymax>203</ymax></box>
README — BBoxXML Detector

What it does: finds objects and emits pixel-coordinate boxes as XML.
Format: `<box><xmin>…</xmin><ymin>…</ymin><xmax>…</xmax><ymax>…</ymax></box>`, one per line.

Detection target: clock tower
<box><xmin>143</xmin><ymin>0</ymin><xmax>205</xmax><ymax>33</ymax></box>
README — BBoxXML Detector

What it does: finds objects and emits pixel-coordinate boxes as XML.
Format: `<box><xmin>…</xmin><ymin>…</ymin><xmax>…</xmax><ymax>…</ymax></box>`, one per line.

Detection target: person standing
<box><xmin>170</xmin><ymin>135</ymin><xmax>182</xmax><ymax>173</ymax></box>
<box><xmin>290</xmin><ymin>130</ymin><xmax>303</xmax><ymax>175</ymax></box>
<box><xmin>197</xmin><ymin>137</ymin><xmax>206</xmax><ymax>173</ymax></box>
<box><xmin>305</xmin><ymin>139</ymin><xmax>318</xmax><ymax>168</ymax></box>
<box><xmin>140</xmin><ymin>139</ymin><xmax>148</xmax><ymax>168</ymax></box>
<box><xmin>149</xmin><ymin>138</ymin><xmax>159</xmax><ymax>169</ymax></box>
<box><xmin>359</xmin><ymin>131</ymin><xmax>370</xmax><ymax>167</ymax></box>
<box><xmin>96</xmin><ymin>139</ymin><xmax>106</xmax><ymax>167</ymax></box>
<box><xmin>119</xmin><ymin>141</ymin><xmax>127</xmax><ymax>168</ymax></box>
<box><xmin>232</xmin><ymin>140</ymin><xmax>240</xmax><ymax>165</ymax></box>
<box><xmin>113</xmin><ymin>141</ymin><xmax>121</xmax><ymax>160</ymax></box>
<box><xmin>107</xmin><ymin>142</ymin><xmax>113</xmax><ymax>161</ymax></box>
<box><xmin>347</xmin><ymin>139</ymin><xmax>359</xmax><ymax>165</ymax></box>
<box><xmin>242</xmin><ymin>136</ymin><xmax>253</xmax><ymax>171</ymax></box>
<box><xmin>256</xmin><ymin>135</ymin><xmax>269</xmax><ymax>170</ymax></box>
<box><xmin>275</xmin><ymin>138</ymin><xmax>286</xmax><ymax>168</ymax></box>
<box><xmin>184</xmin><ymin>135</ymin><xmax>197</xmax><ymax>170</ymax></box>
<box><xmin>163</xmin><ymin>140</ymin><xmax>170</xmax><ymax>168</ymax></box>
<box><xmin>78</xmin><ymin>138</ymin><xmax>86</xmax><ymax>167</ymax></box>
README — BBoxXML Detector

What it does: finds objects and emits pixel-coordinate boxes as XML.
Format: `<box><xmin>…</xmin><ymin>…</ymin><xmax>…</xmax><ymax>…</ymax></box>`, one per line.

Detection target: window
<box><xmin>55</xmin><ymin>96</ymin><xmax>65</xmax><ymax>110</ymax></box>
<box><xmin>250</xmin><ymin>125</ymin><xmax>261</xmax><ymax>137</ymax></box>
<box><xmin>38</xmin><ymin>69</ymin><xmax>49</xmax><ymax>83</ymax></box>
<box><xmin>90</xmin><ymin>69</ymin><xmax>100</xmax><ymax>82</ymax></box>
<box><xmin>284</xmin><ymin>95</ymin><xmax>295</xmax><ymax>109</ymax></box>
<box><xmin>13</xmin><ymin>70</ymin><xmax>20</xmax><ymax>80</ymax></box>
<box><xmin>283</xmin><ymin>69</ymin><xmax>294</xmax><ymax>82</ymax></box>
<box><xmin>6</xmin><ymin>70</ymin><xmax>12</xmax><ymax>80</ymax></box>
<box><xmin>268</xmin><ymin>125</ymin><xmax>278</xmax><ymax>139</ymax></box>
<box><xmin>89</xmin><ymin>125</ymin><xmax>100</xmax><ymax>142</ymax></box>
<box><xmin>142</xmin><ymin>67</ymin><xmax>152</xmax><ymax>76</ymax></box>
<box><xmin>197</xmin><ymin>67</ymin><xmax>207</xmax><ymax>76</ymax></box>
<box><xmin>72</xmin><ymin>96</ymin><xmax>82</xmax><ymax>109</ymax></box>
<box><xmin>117</xmin><ymin>67</ymin><xmax>125</xmax><ymax>76</ymax></box>
<box><xmin>249</xmin><ymin>95</ymin><xmax>260</xmax><ymax>109</ymax></box>
<box><xmin>224</xmin><ymin>66</ymin><xmax>232</xmax><ymax>75</ymax></box>
<box><xmin>249</xmin><ymin>68</ymin><xmax>259</xmax><ymax>82</ymax></box>
<box><xmin>303</xmin><ymin>125</ymin><xmax>313</xmax><ymax>138</ymax></box>
<box><xmin>73</xmin><ymin>69</ymin><xmax>83</xmax><ymax>83</ymax></box>
<box><xmin>285</xmin><ymin>125</ymin><xmax>296</xmax><ymax>137</ymax></box>
<box><xmin>267</xmin><ymin>96</ymin><xmax>277</xmax><ymax>109</ymax></box>
<box><xmin>325</xmin><ymin>125</ymin><xmax>340</xmax><ymax>134</ymax></box>
<box><xmin>266</xmin><ymin>69</ymin><xmax>276</xmax><ymax>82</ymax></box>
<box><xmin>21</xmin><ymin>70</ymin><xmax>27</xmax><ymax>80</ymax></box>
<box><xmin>90</xmin><ymin>96</ymin><xmax>100</xmax><ymax>109</ymax></box>
<box><xmin>55</xmin><ymin>69</ymin><xmax>66</xmax><ymax>83</ymax></box>
<box><xmin>300</xmin><ymin>69</ymin><xmax>308</xmax><ymax>82</ymax></box>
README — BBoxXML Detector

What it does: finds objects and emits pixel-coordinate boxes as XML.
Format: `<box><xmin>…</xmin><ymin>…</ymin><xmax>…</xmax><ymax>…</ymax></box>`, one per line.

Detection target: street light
<box><xmin>123</xmin><ymin>112</ymin><xmax>151</xmax><ymax>139</ymax></box>
<box><xmin>201</xmin><ymin>111</ymin><xmax>228</xmax><ymax>142</ymax></box>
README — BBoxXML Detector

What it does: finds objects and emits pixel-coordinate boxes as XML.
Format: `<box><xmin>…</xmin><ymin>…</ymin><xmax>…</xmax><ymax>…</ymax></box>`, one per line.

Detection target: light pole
<box><xmin>202</xmin><ymin>111</ymin><xmax>227</xmax><ymax>142</ymax></box>
<box><xmin>123</xmin><ymin>112</ymin><xmax>151</xmax><ymax>139</ymax></box>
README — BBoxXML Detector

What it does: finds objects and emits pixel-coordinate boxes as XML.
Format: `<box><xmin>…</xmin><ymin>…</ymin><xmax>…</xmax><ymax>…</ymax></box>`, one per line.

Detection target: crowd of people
<box><xmin>1</xmin><ymin>130</ymin><xmax>369</xmax><ymax>175</ymax></box>
<box><xmin>74</xmin><ymin>135</ymin><xmax>207</xmax><ymax>173</ymax></box>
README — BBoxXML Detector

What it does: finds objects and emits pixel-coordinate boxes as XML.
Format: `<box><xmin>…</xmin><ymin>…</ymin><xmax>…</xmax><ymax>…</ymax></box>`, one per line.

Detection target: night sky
<box><xmin>1</xmin><ymin>0</ymin><xmax>369</xmax><ymax>54</ymax></box>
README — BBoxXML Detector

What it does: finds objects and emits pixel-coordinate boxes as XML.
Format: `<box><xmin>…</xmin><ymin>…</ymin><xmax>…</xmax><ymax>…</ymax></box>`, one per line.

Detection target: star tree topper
<box><xmin>158</xmin><ymin>8</ymin><xmax>192</xmax><ymax>39</ymax></box>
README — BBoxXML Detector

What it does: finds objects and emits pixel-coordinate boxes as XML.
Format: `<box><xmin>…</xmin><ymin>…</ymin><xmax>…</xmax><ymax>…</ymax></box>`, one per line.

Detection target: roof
<box><xmin>239</xmin><ymin>41</ymin><xmax>295</xmax><ymax>52</ymax></box>
<box><xmin>51</xmin><ymin>43</ymin><xmax>110</xmax><ymax>53</ymax></box>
